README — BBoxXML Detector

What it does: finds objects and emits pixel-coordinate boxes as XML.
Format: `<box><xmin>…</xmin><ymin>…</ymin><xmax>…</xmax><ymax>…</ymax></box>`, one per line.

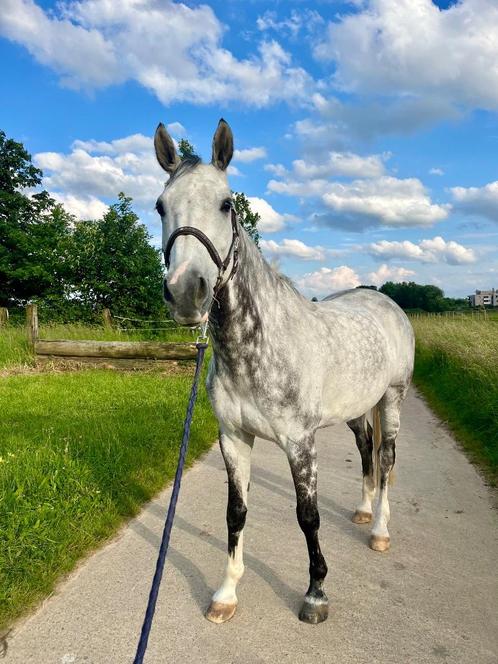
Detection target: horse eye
<box><xmin>220</xmin><ymin>199</ymin><xmax>232</xmax><ymax>213</ymax></box>
<box><xmin>155</xmin><ymin>200</ymin><xmax>165</xmax><ymax>216</ymax></box>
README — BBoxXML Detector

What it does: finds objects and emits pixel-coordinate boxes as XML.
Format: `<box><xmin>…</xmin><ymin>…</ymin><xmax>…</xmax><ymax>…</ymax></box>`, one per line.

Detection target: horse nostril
<box><xmin>196</xmin><ymin>276</ymin><xmax>208</xmax><ymax>306</ymax></box>
<box><xmin>163</xmin><ymin>279</ymin><xmax>174</xmax><ymax>303</ymax></box>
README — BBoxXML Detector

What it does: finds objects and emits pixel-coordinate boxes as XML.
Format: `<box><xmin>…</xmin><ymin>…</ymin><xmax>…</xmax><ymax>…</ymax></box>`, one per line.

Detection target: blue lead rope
<box><xmin>133</xmin><ymin>341</ymin><xmax>209</xmax><ymax>664</ymax></box>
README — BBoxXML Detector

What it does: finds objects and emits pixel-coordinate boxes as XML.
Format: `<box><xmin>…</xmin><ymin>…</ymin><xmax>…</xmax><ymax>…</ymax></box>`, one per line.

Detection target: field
<box><xmin>1</xmin><ymin>312</ymin><xmax>497</xmax><ymax>630</ymax></box>
<box><xmin>0</xmin><ymin>324</ymin><xmax>218</xmax><ymax>630</ymax></box>
<box><xmin>411</xmin><ymin>314</ymin><xmax>498</xmax><ymax>484</ymax></box>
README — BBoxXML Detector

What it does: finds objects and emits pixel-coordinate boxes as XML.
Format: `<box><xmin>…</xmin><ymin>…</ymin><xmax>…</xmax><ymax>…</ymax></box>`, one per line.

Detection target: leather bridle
<box><xmin>163</xmin><ymin>207</ymin><xmax>240</xmax><ymax>296</ymax></box>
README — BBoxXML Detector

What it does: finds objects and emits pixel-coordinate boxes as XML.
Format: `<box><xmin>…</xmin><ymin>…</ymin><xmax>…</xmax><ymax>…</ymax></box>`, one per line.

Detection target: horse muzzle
<box><xmin>163</xmin><ymin>271</ymin><xmax>211</xmax><ymax>326</ymax></box>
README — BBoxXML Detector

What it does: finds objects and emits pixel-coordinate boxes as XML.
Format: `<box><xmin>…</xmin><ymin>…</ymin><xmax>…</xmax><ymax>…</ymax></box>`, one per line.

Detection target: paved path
<box><xmin>5</xmin><ymin>390</ymin><xmax>498</xmax><ymax>664</ymax></box>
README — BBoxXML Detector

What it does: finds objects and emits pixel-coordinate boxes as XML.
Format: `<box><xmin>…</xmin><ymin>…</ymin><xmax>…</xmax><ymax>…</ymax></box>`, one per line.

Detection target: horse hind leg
<box><xmin>347</xmin><ymin>415</ymin><xmax>375</xmax><ymax>524</ymax></box>
<box><xmin>369</xmin><ymin>385</ymin><xmax>407</xmax><ymax>553</ymax></box>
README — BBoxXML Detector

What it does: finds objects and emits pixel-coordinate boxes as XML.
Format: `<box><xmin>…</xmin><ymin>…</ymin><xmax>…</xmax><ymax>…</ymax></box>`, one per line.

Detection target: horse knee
<box><xmin>296</xmin><ymin>502</ymin><xmax>320</xmax><ymax>533</ymax></box>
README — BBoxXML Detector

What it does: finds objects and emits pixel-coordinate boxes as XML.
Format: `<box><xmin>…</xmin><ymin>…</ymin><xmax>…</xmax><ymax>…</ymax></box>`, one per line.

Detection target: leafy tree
<box><xmin>231</xmin><ymin>191</ymin><xmax>261</xmax><ymax>246</ymax></box>
<box><xmin>70</xmin><ymin>193</ymin><xmax>164</xmax><ymax>316</ymax></box>
<box><xmin>0</xmin><ymin>130</ymin><xmax>73</xmax><ymax>306</ymax></box>
<box><xmin>178</xmin><ymin>138</ymin><xmax>197</xmax><ymax>159</ymax></box>
<box><xmin>379</xmin><ymin>281</ymin><xmax>468</xmax><ymax>312</ymax></box>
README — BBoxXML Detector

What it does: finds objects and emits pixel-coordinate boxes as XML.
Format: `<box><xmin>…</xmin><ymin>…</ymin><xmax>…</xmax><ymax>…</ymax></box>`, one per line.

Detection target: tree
<box><xmin>178</xmin><ymin>138</ymin><xmax>197</xmax><ymax>160</ymax></box>
<box><xmin>0</xmin><ymin>130</ymin><xmax>73</xmax><ymax>306</ymax></box>
<box><xmin>70</xmin><ymin>193</ymin><xmax>164</xmax><ymax>316</ymax></box>
<box><xmin>232</xmin><ymin>191</ymin><xmax>261</xmax><ymax>246</ymax></box>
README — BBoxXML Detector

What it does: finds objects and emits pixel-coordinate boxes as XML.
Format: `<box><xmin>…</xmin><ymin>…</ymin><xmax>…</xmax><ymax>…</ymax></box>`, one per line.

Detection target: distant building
<box><xmin>468</xmin><ymin>289</ymin><xmax>498</xmax><ymax>307</ymax></box>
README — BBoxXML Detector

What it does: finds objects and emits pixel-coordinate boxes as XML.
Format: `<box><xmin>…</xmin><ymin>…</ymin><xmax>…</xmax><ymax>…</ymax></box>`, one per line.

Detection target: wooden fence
<box><xmin>25</xmin><ymin>306</ymin><xmax>198</xmax><ymax>368</ymax></box>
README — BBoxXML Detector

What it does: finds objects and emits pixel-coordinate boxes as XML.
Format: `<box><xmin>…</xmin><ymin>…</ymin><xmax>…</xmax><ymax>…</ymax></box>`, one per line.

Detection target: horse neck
<box><xmin>208</xmin><ymin>228</ymin><xmax>308</xmax><ymax>356</ymax></box>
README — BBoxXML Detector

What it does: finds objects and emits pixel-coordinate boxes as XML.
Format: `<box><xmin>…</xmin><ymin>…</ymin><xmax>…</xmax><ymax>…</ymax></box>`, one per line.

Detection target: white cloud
<box><xmin>368</xmin><ymin>237</ymin><xmax>476</xmax><ymax>265</ymax></box>
<box><xmin>368</xmin><ymin>264</ymin><xmax>416</xmax><ymax>287</ymax></box>
<box><xmin>247</xmin><ymin>197</ymin><xmax>296</xmax><ymax>233</ymax></box>
<box><xmin>34</xmin><ymin>133</ymin><xmax>163</xmax><ymax>211</ymax></box>
<box><xmin>166</xmin><ymin>122</ymin><xmax>186</xmax><ymax>136</ymax></box>
<box><xmin>0</xmin><ymin>0</ymin><xmax>315</xmax><ymax>106</ymax></box>
<box><xmin>227</xmin><ymin>165</ymin><xmax>243</xmax><ymax>177</ymax></box>
<box><xmin>260</xmin><ymin>238</ymin><xmax>326</xmax><ymax>261</ymax></box>
<box><xmin>322</xmin><ymin>176</ymin><xmax>449</xmax><ymax>227</ymax></box>
<box><xmin>429</xmin><ymin>167</ymin><xmax>444</xmax><ymax>176</ymax></box>
<box><xmin>256</xmin><ymin>9</ymin><xmax>323</xmax><ymax>37</ymax></box>
<box><xmin>234</xmin><ymin>147</ymin><xmax>267</xmax><ymax>163</ymax></box>
<box><xmin>292</xmin><ymin>151</ymin><xmax>388</xmax><ymax>179</ymax></box>
<box><xmin>314</xmin><ymin>0</ymin><xmax>498</xmax><ymax>113</ymax></box>
<box><xmin>264</xmin><ymin>163</ymin><xmax>288</xmax><ymax>177</ymax></box>
<box><xmin>51</xmin><ymin>192</ymin><xmax>108</xmax><ymax>220</ymax></box>
<box><xmin>269</xmin><ymin>174</ymin><xmax>449</xmax><ymax>228</ymax></box>
<box><xmin>297</xmin><ymin>266</ymin><xmax>361</xmax><ymax>296</ymax></box>
<box><xmin>451</xmin><ymin>181</ymin><xmax>498</xmax><ymax>222</ymax></box>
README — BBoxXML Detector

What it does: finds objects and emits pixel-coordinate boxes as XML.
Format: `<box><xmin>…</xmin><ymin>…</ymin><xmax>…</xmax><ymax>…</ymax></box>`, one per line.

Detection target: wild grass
<box><xmin>0</xmin><ymin>324</ymin><xmax>218</xmax><ymax>629</ymax></box>
<box><xmin>411</xmin><ymin>316</ymin><xmax>498</xmax><ymax>483</ymax></box>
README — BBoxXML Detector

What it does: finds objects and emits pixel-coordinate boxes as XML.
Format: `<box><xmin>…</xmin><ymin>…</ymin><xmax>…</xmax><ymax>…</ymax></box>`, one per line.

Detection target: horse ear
<box><xmin>154</xmin><ymin>123</ymin><xmax>180</xmax><ymax>174</ymax></box>
<box><xmin>211</xmin><ymin>119</ymin><xmax>233</xmax><ymax>171</ymax></box>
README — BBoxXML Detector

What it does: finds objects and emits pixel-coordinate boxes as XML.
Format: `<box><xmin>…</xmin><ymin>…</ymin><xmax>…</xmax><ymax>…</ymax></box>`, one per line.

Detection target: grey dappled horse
<box><xmin>154</xmin><ymin>120</ymin><xmax>415</xmax><ymax>625</ymax></box>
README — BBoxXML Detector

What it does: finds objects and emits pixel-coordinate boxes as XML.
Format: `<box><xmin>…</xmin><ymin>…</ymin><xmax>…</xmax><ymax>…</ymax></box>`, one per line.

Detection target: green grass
<box><xmin>0</xmin><ymin>326</ymin><xmax>218</xmax><ymax>630</ymax></box>
<box><xmin>0</xmin><ymin>327</ymin><xmax>33</xmax><ymax>370</ymax></box>
<box><xmin>412</xmin><ymin>316</ymin><xmax>498</xmax><ymax>484</ymax></box>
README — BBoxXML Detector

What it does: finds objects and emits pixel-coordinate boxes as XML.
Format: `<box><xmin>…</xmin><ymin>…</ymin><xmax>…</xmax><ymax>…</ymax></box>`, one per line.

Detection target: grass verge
<box><xmin>412</xmin><ymin>317</ymin><xmax>498</xmax><ymax>485</ymax></box>
<box><xmin>0</xmin><ymin>330</ymin><xmax>218</xmax><ymax>630</ymax></box>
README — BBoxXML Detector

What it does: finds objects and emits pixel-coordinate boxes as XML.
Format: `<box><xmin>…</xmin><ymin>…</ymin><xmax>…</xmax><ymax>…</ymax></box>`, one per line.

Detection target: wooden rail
<box><xmin>35</xmin><ymin>339</ymin><xmax>198</xmax><ymax>360</ymax></box>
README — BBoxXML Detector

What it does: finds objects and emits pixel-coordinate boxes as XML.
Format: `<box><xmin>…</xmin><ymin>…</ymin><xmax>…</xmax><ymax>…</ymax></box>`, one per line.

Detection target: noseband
<box><xmin>163</xmin><ymin>207</ymin><xmax>240</xmax><ymax>296</ymax></box>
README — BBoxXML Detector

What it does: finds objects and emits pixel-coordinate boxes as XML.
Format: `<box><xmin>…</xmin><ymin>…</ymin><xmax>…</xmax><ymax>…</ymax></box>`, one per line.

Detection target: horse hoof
<box><xmin>369</xmin><ymin>535</ymin><xmax>390</xmax><ymax>552</ymax></box>
<box><xmin>205</xmin><ymin>601</ymin><xmax>237</xmax><ymax>624</ymax></box>
<box><xmin>299</xmin><ymin>600</ymin><xmax>329</xmax><ymax>624</ymax></box>
<box><xmin>352</xmin><ymin>510</ymin><xmax>372</xmax><ymax>524</ymax></box>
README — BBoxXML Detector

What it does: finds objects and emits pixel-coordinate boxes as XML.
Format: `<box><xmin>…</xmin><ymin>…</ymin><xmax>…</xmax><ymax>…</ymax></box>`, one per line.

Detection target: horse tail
<box><xmin>372</xmin><ymin>403</ymin><xmax>383</xmax><ymax>489</ymax></box>
<box><xmin>371</xmin><ymin>402</ymin><xmax>395</xmax><ymax>487</ymax></box>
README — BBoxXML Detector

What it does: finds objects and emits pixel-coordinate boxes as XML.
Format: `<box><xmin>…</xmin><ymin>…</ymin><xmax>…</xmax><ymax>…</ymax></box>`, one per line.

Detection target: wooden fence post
<box><xmin>26</xmin><ymin>304</ymin><xmax>39</xmax><ymax>346</ymax></box>
<box><xmin>102</xmin><ymin>308</ymin><xmax>113</xmax><ymax>329</ymax></box>
<box><xmin>0</xmin><ymin>307</ymin><xmax>8</xmax><ymax>327</ymax></box>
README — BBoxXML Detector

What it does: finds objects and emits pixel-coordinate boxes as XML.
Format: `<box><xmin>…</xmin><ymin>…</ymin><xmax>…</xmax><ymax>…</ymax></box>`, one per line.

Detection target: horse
<box><xmin>153</xmin><ymin>119</ymin><xmax>415</xmax><ymax>625</ymax></box>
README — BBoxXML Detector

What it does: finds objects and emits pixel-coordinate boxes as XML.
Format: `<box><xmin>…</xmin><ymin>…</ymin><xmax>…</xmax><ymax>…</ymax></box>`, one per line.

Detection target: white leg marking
<box><xmin>356</xmin><ymin>475</ymin><xmax>376</xmax><ymax>515</ymax></box>
<box><xmin>371</xmin><ymin>484</ymin><xmax>390</xmax><ymax>539</ymax></box>
<box><xmin>212</xmin><ymin>532</ymin><xmax>245</xmax><ymax>605</ymax></box>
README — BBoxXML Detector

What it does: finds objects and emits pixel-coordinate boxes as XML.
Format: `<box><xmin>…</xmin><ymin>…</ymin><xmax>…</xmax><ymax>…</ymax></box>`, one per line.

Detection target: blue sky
<box><xmin>1</xmin><ymin>0</ymin><xmax>497</xmax><ymax>297</ymax></box>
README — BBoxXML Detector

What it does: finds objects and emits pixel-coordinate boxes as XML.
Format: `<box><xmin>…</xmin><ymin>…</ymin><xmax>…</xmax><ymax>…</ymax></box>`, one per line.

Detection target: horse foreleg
<box><xmin>205</xmin><ymin>427</ymin><xmax>254</xmax><ymax>624</ymax></box>
<box><xmin>287</xmin><ymin>434</ymin><xmax>328</xmax><ymax>624</ymax></box>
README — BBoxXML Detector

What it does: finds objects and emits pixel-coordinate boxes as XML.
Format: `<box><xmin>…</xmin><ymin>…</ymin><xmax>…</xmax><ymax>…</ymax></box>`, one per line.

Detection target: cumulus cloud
<box><xmin>292</xmin><ymin>151</ymin><xmax>388</xmax><ymax>179</ymax></box>
<box><xmin>297</xmin><ymin>266</ymin><xmax>361</xmax><ymax>296</ymax></box>
<box><xmin>451</xmin><ymin>181</ymin><xmax>498</xmax><ymax>223</ymax></box>
<box><xmin>234</xmin><ymin>147</ymin><xmax>267</xmax><ymax>163</ymax></box>
<box><xmin>314</xmin><ymin>0</ymin><xmax>498</xmax><ymax>113</ymax></box>
<box><xmin>368</xmin><ymin>264</ymin><xmax>416</xmax><ymax>287</ymax></box>
<box><xmin>429</xmin><ymin>167</ymin><xmax>444</xmax><ymax>176</ymax></box>
<box><xmin>0</xmin><ymin>0</ymin><xmax>315</xmax><ymax>106</ymax></box>
<box><xmin>269</xmin><ymin>174</ymin><xmax>449</xmax><ymax>228</ymax></box>
<box><xmin>51</xmin><ymin>192</ymin><xmax>108</xmax><ymax>220</ymax></box>
<box><xmin>247</xmin><ymin>197</ymin><xmax>296</xmax><ymax>233</ymax></box>
<box><xmin>260</xmin><ymin>238</ymin><xmax>326</xmax><ymax>261</ymax></box>
<box><xmin>367</xmin><ymin>237</ymin><xmax>476</xmax><ymax>265</ymax></box>
<box><xmin>34</xmin><ymin>133</ymin><xmax>163</xmax><ymax>207</ymax></box>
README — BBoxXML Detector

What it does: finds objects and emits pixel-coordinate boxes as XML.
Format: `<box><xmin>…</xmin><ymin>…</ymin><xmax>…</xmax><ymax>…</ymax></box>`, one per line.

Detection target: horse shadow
<box><xmin>129</xmin><ymin>503</ymin><xmax>303</xmax><ymax>618</ymax></box>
